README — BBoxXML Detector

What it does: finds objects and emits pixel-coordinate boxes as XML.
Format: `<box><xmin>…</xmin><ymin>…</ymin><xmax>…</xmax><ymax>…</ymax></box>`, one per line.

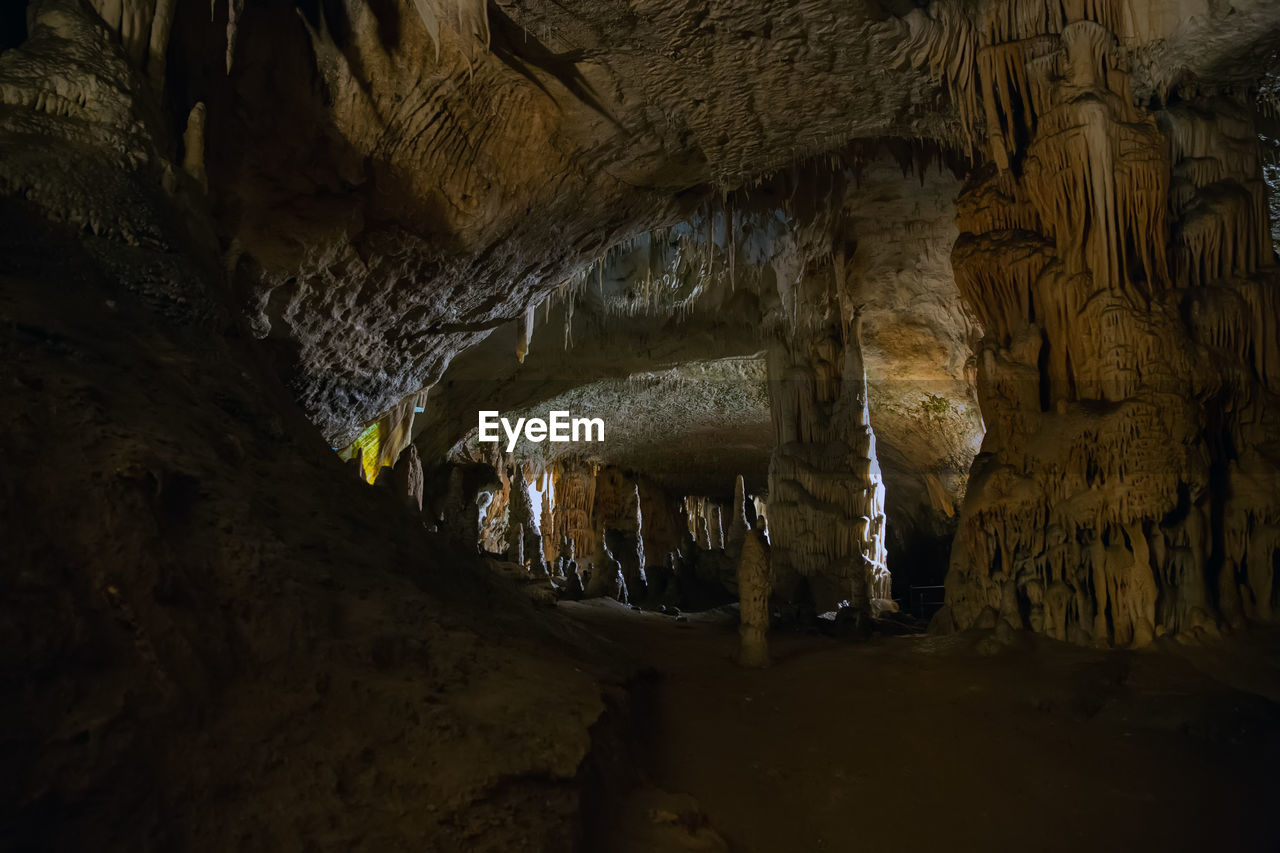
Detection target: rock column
<box><xmin>737</xmin><ymin>521</ymin><xmax>772</xmax><ymax>667</ymax></box>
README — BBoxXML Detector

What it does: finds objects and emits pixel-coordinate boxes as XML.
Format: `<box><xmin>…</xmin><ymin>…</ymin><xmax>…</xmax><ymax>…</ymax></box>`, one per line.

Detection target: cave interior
<box><xmin>3</xmin><ymin>0</ymin><xmax>1280</xmax><ymax>850</ymax></box>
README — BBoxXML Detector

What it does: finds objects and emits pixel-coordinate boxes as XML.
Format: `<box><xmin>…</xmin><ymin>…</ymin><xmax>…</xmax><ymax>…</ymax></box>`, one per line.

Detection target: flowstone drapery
<box><xmin>905</xmin><ymin>0</ymin><xmax>1280</xmax><ymax>645</ymax></box>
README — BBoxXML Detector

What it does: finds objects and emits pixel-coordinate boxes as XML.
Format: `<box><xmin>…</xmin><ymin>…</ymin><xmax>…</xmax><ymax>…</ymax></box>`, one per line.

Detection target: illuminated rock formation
<box><xmin>7</xmin><ymin>0</ymin><xmax>1280</xmax><ymax>848</ymax></box>
<box><xmin>725</xmin><ymin>474</ymin><xmax>750</xmax><ymax>560</ymax></box>
<box><xmin>548</xmin><ymin>460</ymin><xmax>597</xmax><ymax>566</ymax></box>
<box><xmin>636</xmin><ymin>475</ymin><xmax>686</xmax><ymax>574</ymax></box>
<box><xmin>904</xmin><ymin>0</ymin><xmax>1280</xmax><ymax>645</ymax></box>
<box><xmin>767</xmin><ymin>306</ymin><xmax>890</xmax><ymax>614</ymax></box>
<box><xmin>507</xmin><ymin>462</ymin><xmax>542</xmax><ymax>566</ymax></box>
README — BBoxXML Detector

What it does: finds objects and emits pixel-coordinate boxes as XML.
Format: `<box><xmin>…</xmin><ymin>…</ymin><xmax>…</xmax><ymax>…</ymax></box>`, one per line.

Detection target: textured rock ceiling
<box><xmin>175</xmin><ymin>0</ymin><xmax>1279</xmax><ymax>514</ymax></box>
<box><xmin>470</xmin><ymin>356</ymin><xmax>775</xmax><ymax>499</ymax></box>
<box><xmin>429</xmin><ymin>150</ymin><xmax>983</xmax><ymax>526</ymax></box>
<box><xmin>212</xmin><ymin>0</ymin><xmax>959</xmax><ymax>446</ymax></box>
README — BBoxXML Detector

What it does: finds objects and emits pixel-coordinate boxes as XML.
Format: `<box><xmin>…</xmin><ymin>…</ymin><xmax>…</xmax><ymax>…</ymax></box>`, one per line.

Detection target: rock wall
<box><xmin>0</xmin><ymin>5</ymin><xmax>639</xmax><ymax>849</ymax></box>
<box><xmin>906</xmin><ymin>0</ymin><xmax>1280</xmax><ymax>644</ymax></box>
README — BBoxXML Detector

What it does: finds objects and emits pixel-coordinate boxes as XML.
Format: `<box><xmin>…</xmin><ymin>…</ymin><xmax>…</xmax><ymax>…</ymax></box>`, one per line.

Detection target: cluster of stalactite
<box><xmin>766</xmin><ymin>306</ymin><xmax>891</xmax><ymax>615</ymax></box>
<box><xmin>907</xmin><ymin>0</ymin><xmax>1280</xmax><ymax>645</ymax></box>
<box><xmin>85</xmin><ymin>0</ymin><xmax>177</xmax><ymax>87</ymax></box>
<box><xmin>419</xmin><ymin>447</ymin><xmax>776</xmax><ymax>610</ymax></box>
<box><xmin>685</xmin><ymin>496</ymin><xmax>726</xmax><ymax>551</ymax></box>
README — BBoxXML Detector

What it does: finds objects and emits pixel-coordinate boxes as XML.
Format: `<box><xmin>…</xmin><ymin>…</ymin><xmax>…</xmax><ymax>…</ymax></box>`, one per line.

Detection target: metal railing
<box><xmin>907</xmin><ymin>585</ymin><xmax>946</xmax><ymax>621</ymax></box>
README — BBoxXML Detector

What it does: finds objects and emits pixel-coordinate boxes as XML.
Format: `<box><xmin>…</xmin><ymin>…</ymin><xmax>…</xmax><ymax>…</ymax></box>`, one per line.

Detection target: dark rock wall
<box><xmin>1</xmin><ymin>4</ymin><xmax>636</xmax><ymax>848</ymax></box>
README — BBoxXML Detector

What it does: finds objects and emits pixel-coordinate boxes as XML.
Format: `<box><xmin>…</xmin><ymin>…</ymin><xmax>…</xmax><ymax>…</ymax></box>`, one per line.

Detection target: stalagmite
<box><xmin>507</xmin><ymin>463</ymin><xmax>541</xmax><ymax>565</ymax></box>
<box><xmin>225</xmin><ymin>0</ymin><xmax>244</xmax><ymax>74</ymax></box>
<box><xmin>725</xmin><ymin>474</ymin><xmax>749</xmax><ymax>559</ymax></box>
<box><xmin>347</xmin><ymin>447</ymin><xmax>364</xmax><ymax>481</ymax></box>
<box><xmin>410</xmin><ymin>0</ymin><xmax>490</xmax><ymax>60</ymax></box>
<box><xmin>589</xmin><ymin>467</ymin><xmax>647</xmax><ymax>597</ymax></box>
<box><xmin>562</xmin><ymin>559</ymin><xmax>584</xmax><ymax>600</ymax></box>
<box><xmin>183</xmin><ymin>103</ymin><xmax>208</xmax><ymax>192</ymax></box>
<box><xmin>710</xmin><ymin>505</ymin><xmax>725</xmax><ymax>550</ymax></box>
<box><xmin>440</xmin><ymin>464</ymin><xmax>499</xmax><ymax>553</ymax></box>
<box><xmin>737</xmin><ymin>521</ymin><xmax>772</xmax><ymax>668</ymax></box>
<box><xmin>392</xmin><ymin>444</ymin><xmax>425</xmax><ymax>513</ymax></box>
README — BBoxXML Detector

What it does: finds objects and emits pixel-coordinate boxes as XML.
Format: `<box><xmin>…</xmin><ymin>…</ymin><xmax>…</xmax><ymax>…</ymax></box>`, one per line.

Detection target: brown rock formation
<box><xmin>737</xmin><ymin>522</ymin><xmax>773</xmax><ymax>668</ymax></box>
<box><xmin>768</xmin><ymin>306</ymin><xmax>890</xmax><ymax>614</ymax></box>
<box><xmin>391</xmin><ymin>443</ymin><xmax>425</xmax><ymax>514</ymax></box>
<box><xmin>6</xmin><ymin>0</ymin><xmax>1280</xmax><ymax>848</ymax></box>
<box><xmin>906</xmin><ymin>1</ymin><xmax>1280</xmax><ymax>645</ymax></box>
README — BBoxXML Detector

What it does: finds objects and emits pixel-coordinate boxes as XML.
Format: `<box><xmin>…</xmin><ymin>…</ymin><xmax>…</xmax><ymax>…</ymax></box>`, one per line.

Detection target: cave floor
<box><xmin>561</xmin><ymin>600</ymin><xmax>1280</xmax><ymax>853</ymax></box>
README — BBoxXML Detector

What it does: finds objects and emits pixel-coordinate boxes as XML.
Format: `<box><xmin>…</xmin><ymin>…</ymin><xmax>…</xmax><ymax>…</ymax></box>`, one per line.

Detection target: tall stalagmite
<box><xmin>767</xmin><ymin>306</ymin><xmax>890</xmax><ymax>614</ymax></box>
<box><xmin>737</xmin><ymin>521</ymin><xmax>773</xmax><ymax>667</ymax></box>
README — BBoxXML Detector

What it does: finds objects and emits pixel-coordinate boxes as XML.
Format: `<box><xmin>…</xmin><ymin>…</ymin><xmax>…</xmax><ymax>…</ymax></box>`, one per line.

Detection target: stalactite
<box><xmin>147</xmin><ymin>0</ymin><xmax>175</xmax><ymax>89</ymax></box>
<box><xmin>410</xmin><ymin>0</ymin><xmax>490</xmax><ymax>61</ymax></box>
<box><xmin>88</xmin><ymin>0</ymin><xmax>175</xmax><ymax>89</ymax></box>
<box><xmin>515</xmin><ymin>301</ymin><xmax>535</xmax><ymax>364</ymax></box>
<box><xmin>225</xmin><ymin>0</ymin><xmax>244</xmax><ymax>74</ymax></box>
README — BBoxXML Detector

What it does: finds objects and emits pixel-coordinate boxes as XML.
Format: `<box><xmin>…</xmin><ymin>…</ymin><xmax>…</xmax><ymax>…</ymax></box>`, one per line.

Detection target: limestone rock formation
<box><xmin>901</xmin><ymin>0</ymin><xmax>1280</xmax><ymax>646</ymax></box>
<box><xmin>391</xmin><ymin>443</ymin><xmax>425</xmax><ymax>514</ymax></box>
<box><xmin>737</xmin><ymin>521</ymin><xmax>773</xmax><ymax>668</ymax></box>
<box><xmin>6</xmin><ymin>0</ymin><xmax>1280</xmax><ymax>848</ymax></box>
<box><xmin>768</xmin><ymin>307</ymin><xmax>890</xmax><ymax>614</ymax></box>
<box><xmin>549</xmin><ymin>460</ymin><xmax>598</xmax><ymax>568</ymax></box>
<box><xmin>725</xmin><ymin>474</ymin><xmax>750</xmax><ymax>560</ymax></box>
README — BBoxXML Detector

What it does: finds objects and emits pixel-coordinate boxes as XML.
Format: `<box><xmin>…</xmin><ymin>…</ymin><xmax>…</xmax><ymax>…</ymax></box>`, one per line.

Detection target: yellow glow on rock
<box><xmin>339</xmin><ymin>422</ymin><xmax>383</xmax><ymax>483</ymax></box>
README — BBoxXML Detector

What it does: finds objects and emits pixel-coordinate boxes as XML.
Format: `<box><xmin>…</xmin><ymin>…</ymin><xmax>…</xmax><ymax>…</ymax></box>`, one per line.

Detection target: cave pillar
<box><xmin>765</xmin><ymin>307</ymin><xmax>890</xmax><ymax>615</ymax></box>
<box><xmin>941</xmin><ymin>5</ymin><xmax>1280</xmax><ymax>645</ymax></box>
<box><xmin>737</xmin><ymin>521</ymin><xmax>773</xmax><ymax>668</ymax></box>
<box><xmin>548</xmin><ymin>460</ymin><xmax>597</xmax><ymax>570</ymax></box>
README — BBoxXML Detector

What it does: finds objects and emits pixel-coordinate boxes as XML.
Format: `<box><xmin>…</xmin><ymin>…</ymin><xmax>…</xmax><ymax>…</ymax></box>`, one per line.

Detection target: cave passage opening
<box><xmin>326</xmin><ymin>152</ymin><xmax>987</xmax><ymax>632</ymax></box>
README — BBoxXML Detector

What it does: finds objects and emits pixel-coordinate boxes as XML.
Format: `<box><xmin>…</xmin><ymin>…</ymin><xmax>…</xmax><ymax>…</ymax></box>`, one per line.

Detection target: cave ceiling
<box><xmin>170</xmin><ymin>0</ymin><xmax>1280</xmax><ymax>517</ymax></box>
<box><xmin>10</xmin><ymin>0</ymin><xmax>1280</xmax><ymax>531</ymax></box>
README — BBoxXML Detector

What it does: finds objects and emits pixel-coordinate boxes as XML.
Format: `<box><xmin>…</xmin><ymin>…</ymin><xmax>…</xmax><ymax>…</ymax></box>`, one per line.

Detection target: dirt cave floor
<box><xmin>560</xmin><ymin>600</ymin><xmax>1280</xmax><ymax>853</ymax></box>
